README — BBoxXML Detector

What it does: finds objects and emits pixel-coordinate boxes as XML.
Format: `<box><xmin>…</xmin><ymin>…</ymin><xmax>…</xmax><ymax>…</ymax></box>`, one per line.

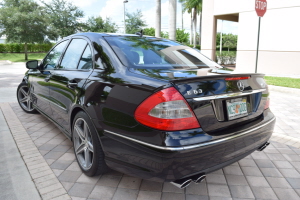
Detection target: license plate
<box><xmin>226</xmin><ymin>97</ymin><xmax>248</xmax><ymax>120</ymax></box>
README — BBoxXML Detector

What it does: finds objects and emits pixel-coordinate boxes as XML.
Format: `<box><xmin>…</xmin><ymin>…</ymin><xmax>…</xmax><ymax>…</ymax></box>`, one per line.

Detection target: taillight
<box><xmin>225</xmin><ymin>76</ymin><xmax>250</xmax><ymax>81</ymax></box>
<box><xmin>134</xmin><ymin>87</ymin><xmax>200</xmax><ymax>131</ymax></box>
<box><xmin>264</xmin><ymin>98</ymin><xmax>270</xmax><ymax>109</ymax></box>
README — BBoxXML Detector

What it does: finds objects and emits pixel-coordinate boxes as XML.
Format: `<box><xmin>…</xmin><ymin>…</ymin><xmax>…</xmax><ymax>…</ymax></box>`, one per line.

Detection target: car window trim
<box><xmin>42</xmin><ymin>39</ymin><xmax>70</xmax><ymax>70</ymax></box>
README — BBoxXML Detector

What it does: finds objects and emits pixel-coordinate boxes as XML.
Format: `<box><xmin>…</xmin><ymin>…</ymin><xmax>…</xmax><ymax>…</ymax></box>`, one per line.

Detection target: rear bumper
<box><xmin>100</xmin><ymin>112</ymin><xmax>276</xmax><ymax>182</ymax></box>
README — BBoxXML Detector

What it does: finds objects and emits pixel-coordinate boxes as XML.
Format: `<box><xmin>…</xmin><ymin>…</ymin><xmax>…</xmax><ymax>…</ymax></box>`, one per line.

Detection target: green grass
<box><xmin>0</xmin><ymin>53</ymin><xmax>46</xmax><ymax>62</ymax></box>
<box><xmin>265</xmin><ymin>76</ymin><xmax>300</xmax><ymax>89</ymax></box>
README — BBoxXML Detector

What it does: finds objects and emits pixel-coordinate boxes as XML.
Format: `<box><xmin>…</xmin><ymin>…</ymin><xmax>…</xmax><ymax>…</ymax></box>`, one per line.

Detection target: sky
<box><xmin>40</xmin><ymin>0</ymin><xmax>238</xmax><ymax>35</ymax></box>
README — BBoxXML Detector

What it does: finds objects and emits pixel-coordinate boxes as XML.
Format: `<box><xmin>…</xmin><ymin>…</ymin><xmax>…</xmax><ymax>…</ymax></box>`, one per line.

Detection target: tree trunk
<box><xmin>193</xmin><ymin>8</ymin><xmax>197</xmax><ymax>48</ymax></box>
<box><xmin>199</xmin><ymin>12</ymin><xmax>202</xmax><ymax>49</ymax></box>
<box><xmin>155</xmin><ymin>0</ymin><xmax>161</xmax><ymax>37</ymax></box>
<box><xmin>190</xmin><ymin>12</ymin><xmax>193</xmax><ymax>45</ymax></box>
<box><xmin>24</xmin><ymin>42</ymin><xmax>28</xmax><ymax>61</ymax></box>
<box><xmin>169</xmin><ymin>0</ymin><xmax>177</xmax><ymax>40</ymax></box>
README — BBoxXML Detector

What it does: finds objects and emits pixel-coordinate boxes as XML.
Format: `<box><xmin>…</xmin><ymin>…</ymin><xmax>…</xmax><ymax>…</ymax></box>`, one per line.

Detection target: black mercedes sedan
<box><xmin>17</xmin><ymin>33</ymin><xmax>275</xmax><ymax>188</ymax></box>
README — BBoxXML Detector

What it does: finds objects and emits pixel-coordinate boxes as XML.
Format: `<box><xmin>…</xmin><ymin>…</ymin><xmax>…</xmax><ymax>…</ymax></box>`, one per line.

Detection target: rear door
<box><xmin>48</xmin><ymin>37</ymin><xmax>93</xmax><ymax>133</ymax></box>
<box><xmin>30</xmin><ymin>40</ymin><xmax>69</xmax><ymax>117</ymax></box>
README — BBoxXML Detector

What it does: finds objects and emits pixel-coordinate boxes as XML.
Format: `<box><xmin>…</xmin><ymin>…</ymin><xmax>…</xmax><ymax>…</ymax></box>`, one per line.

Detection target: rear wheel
<box><xmin>17</xmin><ymin>82</ymin><xmax>37</xmax><ymax>114</ymax></box>
<box><xmin>72</xmin><ymin>111</ymin><xmax>109</xmax><ymax>176</ymax></box>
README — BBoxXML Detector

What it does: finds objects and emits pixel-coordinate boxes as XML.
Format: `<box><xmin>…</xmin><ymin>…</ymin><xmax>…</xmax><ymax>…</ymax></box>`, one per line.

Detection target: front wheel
<box><xmin>17</xmin><ymin>82</ymin><xmax>37</xmax><ymax>114</ymax></box>
<box><xmin>72</xmin><ymin>111</ymin><xmax>109</xmax><ymax>176</ymax></box>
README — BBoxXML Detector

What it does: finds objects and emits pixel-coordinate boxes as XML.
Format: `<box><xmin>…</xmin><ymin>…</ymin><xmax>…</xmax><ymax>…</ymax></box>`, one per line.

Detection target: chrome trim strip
<box><xmin>193</xmin><ymin>89</ymin><xmax>266</xmax><ymax>101</ymax></box>
<box><xmin>104</xmin><ymin>117</ymin><xmax>275</xmax><ymax>151</ymax></box>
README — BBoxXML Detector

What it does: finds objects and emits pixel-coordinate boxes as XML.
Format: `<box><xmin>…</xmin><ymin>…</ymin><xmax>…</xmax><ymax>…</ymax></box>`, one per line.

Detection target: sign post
<box><xmin>255</xmin><ymin>0</ymin><xmax>267</xmax><ymax>73</ymax></box>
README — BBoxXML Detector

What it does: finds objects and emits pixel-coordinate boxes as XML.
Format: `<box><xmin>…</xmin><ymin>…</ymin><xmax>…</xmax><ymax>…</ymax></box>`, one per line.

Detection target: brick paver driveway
<box><xmin>1</xmin><ymin>85</ymin><xmax>300</xmax><ymax>199</ymax></box>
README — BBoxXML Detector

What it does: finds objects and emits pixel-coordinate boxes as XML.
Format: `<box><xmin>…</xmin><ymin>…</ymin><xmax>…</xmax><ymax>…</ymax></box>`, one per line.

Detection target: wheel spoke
<box><xmin>84</xmin><ymin>148</ymin><xmax>91</xmax><ymax>167</ymax></box>
<box><xmin>75</xmin><ymin>143</ymin><xmax>85</xmax><ymax>155</ymax></box>
<box><xmin>87</xmin><ymin>141</ymin><xmax>93</xmax><ymax>153</ymax></box>
<box><xmin>20</xmin><ymin>88</ymin><xmax>28</xmax><ymax>97</ymax></box>
<box><xmin>20</xmin><ymin>97</ymin><xmax>27</xmax><ymax>103</ymax></box>
<box><xmin>83</xmin><ymin>122</ymin><xmax>88</xmax><ymax>138</ymax></box>
<box><xmin>74</xmin><ymin>124</ymin><xmax>85</xmax><ymax>141</ymax></box>
<box><xmin>27</xmin><ymin>99</ymin><xmax>32</xmax><ymax>110</ymax></box>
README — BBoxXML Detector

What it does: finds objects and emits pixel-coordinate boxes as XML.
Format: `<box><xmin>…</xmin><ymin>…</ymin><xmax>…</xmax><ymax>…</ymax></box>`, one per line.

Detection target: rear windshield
<box><xmin>104</xmin><ymin>36</ymin><xmax>221</xmax><ymax>69</ymax></box>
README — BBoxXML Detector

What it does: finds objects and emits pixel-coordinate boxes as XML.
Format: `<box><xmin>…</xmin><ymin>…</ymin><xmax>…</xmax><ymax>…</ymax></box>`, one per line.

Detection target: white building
<box><xmin>201</xmin><ymin>0</ymin><xmax>300</xmax><ymax>75</ymax></box>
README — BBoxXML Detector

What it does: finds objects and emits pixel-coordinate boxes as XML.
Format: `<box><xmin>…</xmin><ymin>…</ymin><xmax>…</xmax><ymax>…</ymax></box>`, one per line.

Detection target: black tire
<box><xmin>72</xmin><ymin>111</ymin><xmax>109</xmax><ymax>176</ymax></box>
<box><xmin>17</xmin><ymin>82</ymin><xmax>38</xmax><ymax>114</ymax></box>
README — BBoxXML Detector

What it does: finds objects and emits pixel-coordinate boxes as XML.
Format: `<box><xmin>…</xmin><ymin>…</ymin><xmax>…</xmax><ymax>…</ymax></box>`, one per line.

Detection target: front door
<box><xmin>30</xmin><ymin>40</ymin><xmax>69</xmax><ymax>117</ymax></box>
<box><xmin>48</xmin><ymin>38</ymin><xmax>93</xmax><ymax>134</ymax></box>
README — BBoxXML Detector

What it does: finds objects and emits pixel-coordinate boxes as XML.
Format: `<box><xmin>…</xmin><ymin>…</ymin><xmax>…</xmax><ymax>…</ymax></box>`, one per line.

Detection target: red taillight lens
<box><xmin>225</xmin><ymin>76</ymin><xmax>250</xmax><ymax>81</ymax></box>
<box><xmin>134</xmin><ymin>87</ymin><xmax>200</xmax><ymax>131</ymax></box>
<box><xmin>264</xmin><ymin>98</ymin><xmax>270</xmax><ymax>109</ymax></box>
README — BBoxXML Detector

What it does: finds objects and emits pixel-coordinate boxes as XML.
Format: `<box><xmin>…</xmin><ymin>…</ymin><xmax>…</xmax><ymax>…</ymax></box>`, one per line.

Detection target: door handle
<box><xmin>68</xmin><ymin>81</ymin><xmax>78</xmax><ymax>88</ymax></box>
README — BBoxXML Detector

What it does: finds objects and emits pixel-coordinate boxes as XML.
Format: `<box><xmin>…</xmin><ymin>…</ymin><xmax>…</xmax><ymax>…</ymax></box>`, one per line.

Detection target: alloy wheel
<box><xmin>17</xmin><ymin>85</ymin><xmax>34</xmax><ymax>112</ymax></box>
<box><xmin>73</xmin><ymin>118</ymin><xmax>94</xmax><ymax>170</ymax></box>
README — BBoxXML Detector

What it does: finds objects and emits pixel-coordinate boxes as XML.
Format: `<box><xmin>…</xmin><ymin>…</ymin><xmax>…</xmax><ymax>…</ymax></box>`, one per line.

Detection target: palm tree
<box><xmin>169</xmin><ymin>0</ymin><xmax>177</xmax><ymax>40</ymax></box>
<box><xmin>180</xmin><ymin>0</ymin><xmax>202</xmax><ymax>48</ymax></box>
<box><xmin>155</xmin><ymin>0</ymin><xmax>161</xmax><ymax>37</ymax></box>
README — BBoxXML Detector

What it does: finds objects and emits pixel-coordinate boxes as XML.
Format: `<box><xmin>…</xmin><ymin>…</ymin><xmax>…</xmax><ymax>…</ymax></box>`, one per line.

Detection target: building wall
<box><xmin>201</xmin><ymin>0</ymin><xmax>300</xmax><ymax>75</ymax></box>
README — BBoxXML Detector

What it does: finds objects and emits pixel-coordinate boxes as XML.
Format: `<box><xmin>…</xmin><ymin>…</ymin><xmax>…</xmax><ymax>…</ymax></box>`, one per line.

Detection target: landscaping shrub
<box><xmin>0</xmin><ymin>43</ymin><xmax>54</xmax><ymax>53</ymax></box>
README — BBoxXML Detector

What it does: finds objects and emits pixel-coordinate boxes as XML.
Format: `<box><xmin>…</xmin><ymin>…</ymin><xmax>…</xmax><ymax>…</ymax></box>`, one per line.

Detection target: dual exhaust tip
<box><xmin>257</xmin><ymin>141</ymin><xmax>270</xmax><ymax>151</ymax></box>
<box><xmin>171</xmin><ymin>174</ymin><xmax>206</xmax><ymax>189</ymax></box>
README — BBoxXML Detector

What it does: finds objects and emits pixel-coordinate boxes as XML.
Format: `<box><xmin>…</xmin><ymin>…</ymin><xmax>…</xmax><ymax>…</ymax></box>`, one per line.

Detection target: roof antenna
<box><xmin>135</xmin><ymin>29</ymin><xmax>143</xmax><ymax>37</ymax></box>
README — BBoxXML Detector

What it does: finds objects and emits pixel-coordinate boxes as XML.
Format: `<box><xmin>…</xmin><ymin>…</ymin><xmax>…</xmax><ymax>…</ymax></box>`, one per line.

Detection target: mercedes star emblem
<box><xmin>237</xmin><ymin>80</ymin><xmax>245</xmax><ymax>91</ymax></box>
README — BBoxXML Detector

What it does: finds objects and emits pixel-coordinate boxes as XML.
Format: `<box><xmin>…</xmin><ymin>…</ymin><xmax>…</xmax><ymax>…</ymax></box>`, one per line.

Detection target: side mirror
<box><xmin>26</xmin><ymin>60</ymin><xmax>39</xmax><ymax>69</ymax></box>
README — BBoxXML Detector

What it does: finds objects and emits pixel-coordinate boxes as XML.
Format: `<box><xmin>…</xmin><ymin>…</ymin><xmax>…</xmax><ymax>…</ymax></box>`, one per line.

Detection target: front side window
<box><xmin>43</xmin><ymin>40</ymin><xmax>68</xmax><ymax>70</ymax></box>
<box><xmin>59</xmin><ymin>39</ymin><xmax>88</xmax><ymax>69</ymax></box>
<box><xmin>104</xmin><ymin>36</ymin><xmax>221</xmax><ymax>69</ymax></box>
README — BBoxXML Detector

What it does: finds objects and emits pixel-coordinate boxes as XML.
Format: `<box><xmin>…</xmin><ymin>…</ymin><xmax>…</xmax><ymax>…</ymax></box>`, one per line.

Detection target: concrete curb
<box><xmin>0</xmin><ymin>60</ymin><xmax>13</xmax><ymax>65</ymax></box>
<box><xmin>268</xmin><ymin>85</ymin><xmax>300</xmax><ymax>96</ymax></box>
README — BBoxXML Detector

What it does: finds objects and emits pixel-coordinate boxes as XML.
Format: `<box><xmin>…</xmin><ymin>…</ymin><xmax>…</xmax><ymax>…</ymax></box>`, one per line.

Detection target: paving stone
<box><xmin>137</xmin><ymin>191</ymin><xmax>161</xmax><ymax>200</ymax></box>
<box><xmin>206</xmin><ymin>174</ymin><xmax>227</xmax><ymax>184</ymax></box>
<box><xmin>44</xmin><ymin>150</ymin><xmax>65</xmax><ymax>160</ymax></box>
<box><xmin>283</xmin><ymin>154</ymin><xmax>300</xmax><ymax>162</ymax></box>
<box><xmin>76</xmin><ymin>173</ymin><xmax>100</xmax><ymax>185</ymax></box>
<box><xmin>51</xmin><ymin>160</ymin><xmax>73</xmax><ymax>170</ymax></box>
<box><xmin>225</xmin><ymin>175</ymin><xmax>248</xmax><ymax>186</ymax></box>
<box><xmin>254</xmin><ymin>159</ymin><xmax>275</xmax><ymax>168</ymax></box>
<box><xmin>68</xmin><ymin>183</ymin><xmax>95</xmax><ymax>198</ymax></box>
<box><xmin>266</xmin><ymin>177</ymin><xmax>295</xmax><ymax>190</ymax></box>
<box><xmin>61</xmin><ymin>181</ymin><xmax>75</xmax><ymax>191</ymax></box>
<box><xmin>267</xmin><ymin>153</ymin><xmax>287</xmax><ymax>161</ymax></box>
<box><xmin>39</xmin><ymin>182</ymin><xmax>64</xmax><ymax>195</ymax></box>
<box><xmin>246</xmin><ymin>176</ymin><xmax>270</xmax><ymax>187</ymax></box>
<box><xmin>41</xmin><ymin>188</ymin><xmax>67</xmax><ymax>200</ymax></box>
<box><xmin>272</xmin><ymin>160</ymin><xmax>294</xmax><ymax>168</ymax></box>
<box><xmin>185</xmin><ymin>194</ymin><xmax>209</xmax><ymax>200</ymax></box>
<box><xmin>112</xmin><ymin>188</ymin><xmax>138</xmax><ymax>200</ymax></box>
<box><xmin>161</xmin><ymin>192</ymin><xmax>185</xmax><ymax>200</ymax></box>
<box><xmin>58</xmin><ymin>170</ymin><xmax>82</xmax><ymax>182</ymax></box>
<box><xmin>251</xmin><ymin>187</ymin><xmax>278</xmax><ymax>200</ymax></box>
<box><xmin>241</xmin><ymin>166</ymin><xmax>263</xmax><ymax>177</ymax></box>
<box><xmin>162</xmin><ymin>182</ymin><xmax>184</xmax><ymax>193</ymax></box>
<box><xmin>185</xmin><ymin>182</ymin><xmax>208</xmax><ymax>196</ymax></box>
<box><xmin>207</xmin><ymin>184</ymin><xmax>231</xmax><ymax>197</ymax></box>
<box><xmin>286</xmin><ymin>178</ymin><xmax>300</xmax><ymax>189</ymax></box>
<box><xmin>238</xmin><ymin>159</ymin><xmax>257</xmax><ymax>167</ymax></box>
<box><xmin>89</xmin><ymin>185</ymin><xmax>116</xmax><ymax>199</ymax></box>
<box><xmin>66</xmin><ymin>162</ymin><xmax>81</xmax><ymax>172</ymax></box>
<box><xmin>229</xmin><ymin>185</ymin><xmax>254</xmax><ymax>199</ymax></box>
<box><xmin>140</xmin><ymin>180</ymin><xmax>163</xmax><ymax>192</ymax></box>
<box><xmin>97</xmin><ymin>175</ymin><xmax>122</xmax><ymax>188</ymax></box>
<box><xmin>273</xmin><ymin>188</ymin><xmax>300</xmax><ymax>200</ymax></box>
<box><xmin>260</xmin><ymin>168</ymin><xmax>283</xmax><ymax>177</ymax></box>
<box><xmin>278</xmin><ymin>168</ymin><xmax>300</xmax><ymax>178</ymax></box>
<box><xmin>223</xmin><ymin>165</ymin><xmax>244</xmax><ymax>176</ymax></box>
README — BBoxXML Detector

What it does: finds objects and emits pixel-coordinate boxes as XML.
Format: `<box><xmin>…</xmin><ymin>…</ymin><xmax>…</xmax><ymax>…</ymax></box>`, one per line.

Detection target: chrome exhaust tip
<box><xmin>257</xmin><ymin>141</ymin><xmax>270</xmax><ymax>151</ymax></box>
<box><xmin>171</xmin><ymin>178</ymin><xmax>192</xmax><ymax>189</ymax></box>
<box><xmin>193</xmin><ymin>174</ymin><xmax>206</xmax><ymax>184</ymax></box>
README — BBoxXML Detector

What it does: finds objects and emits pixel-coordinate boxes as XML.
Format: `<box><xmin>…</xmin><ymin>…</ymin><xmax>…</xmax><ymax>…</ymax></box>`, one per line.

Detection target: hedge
<box><xmin>0</xmin><ymin>43</ymin><xmax>54</xmax><ymax>53</ymax></box>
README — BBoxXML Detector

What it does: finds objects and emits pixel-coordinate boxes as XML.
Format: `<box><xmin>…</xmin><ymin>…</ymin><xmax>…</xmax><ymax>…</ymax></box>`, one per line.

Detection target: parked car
<box><xmin>17</xmin><ymin>33</ymin><xmax>275</xmax><ymax>188</ymax></box>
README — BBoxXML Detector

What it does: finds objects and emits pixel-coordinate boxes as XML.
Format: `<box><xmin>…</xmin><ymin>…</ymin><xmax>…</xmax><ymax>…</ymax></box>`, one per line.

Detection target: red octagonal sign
<box><xmin>255</xmin><ymin>0</ymin><xmax>267</xmax><ymax>17</ymax></box>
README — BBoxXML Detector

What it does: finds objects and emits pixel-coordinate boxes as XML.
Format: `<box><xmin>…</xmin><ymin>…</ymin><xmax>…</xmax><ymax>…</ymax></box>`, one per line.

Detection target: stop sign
<box><xmin>255</xmin><ymin>0</ymin><xmax>267</xmax><ymax>17</ymax></box>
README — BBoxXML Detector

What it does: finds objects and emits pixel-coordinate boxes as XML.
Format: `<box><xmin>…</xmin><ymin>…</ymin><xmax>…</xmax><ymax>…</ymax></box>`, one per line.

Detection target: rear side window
<box><xmin>59</xmin><ymin>39</ymin><xmax>88</xmax><ymax>69</ymax></box>
<box><xmin>78</xmin><ymin>45</ymin><xmax>93</xmax><ymax>69</ymax></box>
<box><xmin>43</xmin><ymin>40</ymin><xmax>68</xmax><ymax>70</ymax></box>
